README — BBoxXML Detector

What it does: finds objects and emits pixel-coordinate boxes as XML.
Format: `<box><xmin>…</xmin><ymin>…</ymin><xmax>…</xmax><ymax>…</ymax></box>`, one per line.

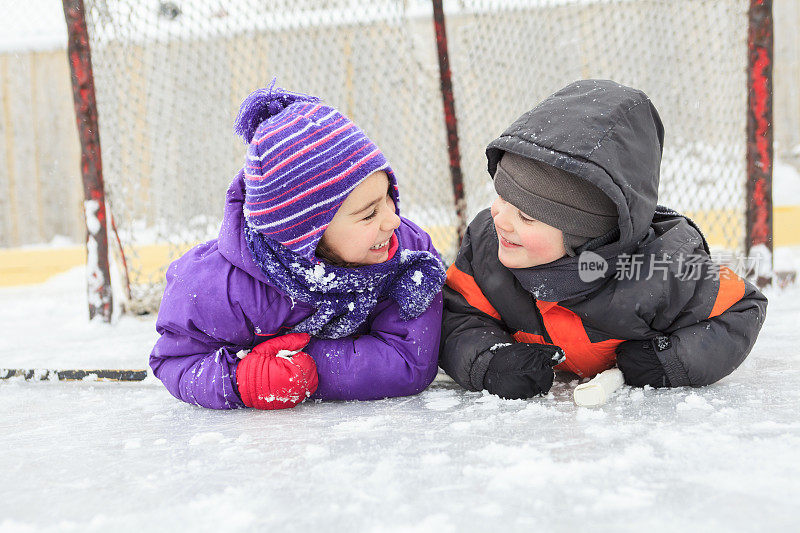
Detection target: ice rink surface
<box><xmin>2</xmin><ymin>261</ymin><xmax>800</xmax><ymax>532</ymax></box>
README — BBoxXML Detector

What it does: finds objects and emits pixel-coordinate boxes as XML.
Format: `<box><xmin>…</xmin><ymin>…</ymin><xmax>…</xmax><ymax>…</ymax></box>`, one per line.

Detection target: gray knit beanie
<box><xmin>493</xmin><ymin>152</ymin><xmax>618</xmax><ymax>256</ymax></box>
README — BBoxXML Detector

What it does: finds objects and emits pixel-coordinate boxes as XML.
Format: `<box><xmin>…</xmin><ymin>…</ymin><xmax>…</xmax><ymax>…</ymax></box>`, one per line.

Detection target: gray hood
<box><xmin>486</xmin><ymin>79</ymin><xmax>664</xmax><ymax>252</ymax></box>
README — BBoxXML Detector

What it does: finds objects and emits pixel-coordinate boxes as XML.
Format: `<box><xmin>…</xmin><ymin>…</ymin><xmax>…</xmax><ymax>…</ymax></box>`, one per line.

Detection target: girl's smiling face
<box><xmin>490</xmin><ymin>195</ymin><xmax>567</xmax><ymax>268</ymax></box>
<box><xmin>317</xmin><ymin>171</ymin><xmax>401</xmax><ymax>266</ymax></box>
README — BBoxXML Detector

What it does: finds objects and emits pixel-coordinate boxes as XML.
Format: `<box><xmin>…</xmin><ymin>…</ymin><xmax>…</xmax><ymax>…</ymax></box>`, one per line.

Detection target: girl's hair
<box><xmin>314</xmin><ymin>238</ymin><xmax>360</xmax><ymax>268</ymax></box>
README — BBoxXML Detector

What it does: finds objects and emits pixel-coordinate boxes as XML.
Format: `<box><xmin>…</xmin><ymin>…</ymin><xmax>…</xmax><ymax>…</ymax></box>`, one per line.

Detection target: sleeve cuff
<box><xmin>653</xmin><ymin>337</ymin><xmax>691</xmax><ymax>387</ymax></box>
<box><xmin>469</xmin><ymin>349</ymin><xmax>495</xmax><ymax>391</ymax></box>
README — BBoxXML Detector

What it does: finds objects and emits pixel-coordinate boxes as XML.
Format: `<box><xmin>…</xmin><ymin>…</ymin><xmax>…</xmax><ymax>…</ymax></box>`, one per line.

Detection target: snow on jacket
<box><xmin>440</xmin><ymin>80</ymin><xmax>767</xmax><ymax>389</ymax></box>
<box><xmin>149</xmin><ymin>172</ymin><xmax>443</xmax><ymax>409</ymax></box>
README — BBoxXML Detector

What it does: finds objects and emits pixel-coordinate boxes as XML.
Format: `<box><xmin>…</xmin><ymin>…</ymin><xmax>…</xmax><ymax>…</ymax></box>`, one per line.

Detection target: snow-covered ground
<box><xmin>2</xmin><ymin>252</ymin><xmax>800</xmax><ymax>532</ymax></box>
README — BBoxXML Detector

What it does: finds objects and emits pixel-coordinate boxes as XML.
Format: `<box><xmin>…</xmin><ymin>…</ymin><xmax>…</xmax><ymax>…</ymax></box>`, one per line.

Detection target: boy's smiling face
<box><xmin>318</xmin><ymin>171</ymin><xmax>401</xmax><ymax>265</ymax></box>
<box><xmin>491</xmin><ymin>195</ymin><xmax>567</xmax><ymax>268</ymax></box>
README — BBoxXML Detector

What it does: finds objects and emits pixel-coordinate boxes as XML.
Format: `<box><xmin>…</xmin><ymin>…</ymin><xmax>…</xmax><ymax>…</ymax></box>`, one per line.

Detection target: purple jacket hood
<box><xmin>218</xmin><ymin>168</ymin><xmax>275</xmax><ymax>285</ymax></box>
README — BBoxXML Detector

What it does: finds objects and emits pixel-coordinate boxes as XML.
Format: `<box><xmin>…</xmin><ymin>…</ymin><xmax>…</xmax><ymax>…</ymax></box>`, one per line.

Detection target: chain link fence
<box><xmin>78</xmin><ymin>0</ymin><xmax>749</xmax><ymax>313</ymax></box>
<box><xmin>446</xmin><ymin>0</ymin><xmax>748</xmax><ymax>247</ymax></box>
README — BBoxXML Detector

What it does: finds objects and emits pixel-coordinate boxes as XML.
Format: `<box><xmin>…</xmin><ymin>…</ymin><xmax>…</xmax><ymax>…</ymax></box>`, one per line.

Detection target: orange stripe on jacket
<box><xmin>447</xmin><ymin>264</ymin><xmax>623</xmax><ymax>379</ymax></box>
<box><xmin>514</xmin><ymin>302</ymin><xmax>624</xmax><ymax>379</ymax></box>
<box><xmin>709</xmin><ymin>266</ymin><xmax>745</xmax><ymax>318</ymax></box>
<box><xmin>445</xmin><ymin>264</ymin><xmax>501</xmax><ymax>320</ymax></box>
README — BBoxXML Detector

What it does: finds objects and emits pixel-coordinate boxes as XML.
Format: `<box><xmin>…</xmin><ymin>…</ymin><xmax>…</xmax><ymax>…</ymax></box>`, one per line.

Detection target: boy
<box><xmin>440</xmin><ymin>80</ymin><xmax>767</xmax><ymax>399</ymax></box>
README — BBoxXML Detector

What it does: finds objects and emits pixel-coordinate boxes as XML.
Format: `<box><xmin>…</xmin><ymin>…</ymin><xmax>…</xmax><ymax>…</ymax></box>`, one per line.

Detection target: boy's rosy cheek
<box><xmin>519</xmin><ymin>234</ymin><xmax>552</xmax><ymax>255</ymax></box>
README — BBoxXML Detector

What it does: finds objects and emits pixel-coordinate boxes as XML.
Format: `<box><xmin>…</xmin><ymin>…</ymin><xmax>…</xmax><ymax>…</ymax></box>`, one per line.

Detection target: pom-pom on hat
<box><xmin>234</xmin><ymin>81</ymin><xmax>398</xmax><ymax>262</ymax></box>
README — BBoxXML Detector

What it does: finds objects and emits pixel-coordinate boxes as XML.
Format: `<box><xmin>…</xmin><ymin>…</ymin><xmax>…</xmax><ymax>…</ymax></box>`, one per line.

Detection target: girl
<box><xmin>149</xmin><ymin>83</ymin><xmax>446</xmax><ymax>410</ymax></box>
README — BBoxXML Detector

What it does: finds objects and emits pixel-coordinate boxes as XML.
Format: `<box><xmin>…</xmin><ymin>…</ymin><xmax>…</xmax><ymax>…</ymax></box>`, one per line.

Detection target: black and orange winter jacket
<box><xmin>440</xmin><ymin>80</ymin><xmax>767</xmax><ymax>390</ymax></box>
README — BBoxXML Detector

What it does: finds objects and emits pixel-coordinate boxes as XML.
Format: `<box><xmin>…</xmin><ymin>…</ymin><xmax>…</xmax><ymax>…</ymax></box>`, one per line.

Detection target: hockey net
<box><xmin>80</xmin><ymin>0</ymin><xmax>750</xmax><ymax>314</ymax></box>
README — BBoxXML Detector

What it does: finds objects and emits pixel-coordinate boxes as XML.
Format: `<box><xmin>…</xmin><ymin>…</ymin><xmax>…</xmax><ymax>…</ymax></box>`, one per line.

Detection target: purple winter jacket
<box><xmin>149</xmin><ymin>172</ymin><xmax>443</xmax><ymax>409</ymax></box>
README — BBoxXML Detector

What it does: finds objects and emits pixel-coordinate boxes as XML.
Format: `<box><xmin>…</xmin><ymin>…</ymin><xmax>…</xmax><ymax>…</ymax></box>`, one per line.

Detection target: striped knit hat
<box><xmin>234</xmin><ymin>83</ymin><xmax>399</xmax><ymax>262</ymax></box>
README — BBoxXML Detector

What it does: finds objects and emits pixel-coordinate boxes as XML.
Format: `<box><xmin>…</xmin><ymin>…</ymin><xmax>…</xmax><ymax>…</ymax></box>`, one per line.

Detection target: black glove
<box><xmin>483</xmin><ymin>343</ymin><xmax>565</xmax><ymax>399</ymax></box>
<box><xmin>616</xmin><ymin>336</ymin><xmax>671</xmax><ymax>388</ymax></box>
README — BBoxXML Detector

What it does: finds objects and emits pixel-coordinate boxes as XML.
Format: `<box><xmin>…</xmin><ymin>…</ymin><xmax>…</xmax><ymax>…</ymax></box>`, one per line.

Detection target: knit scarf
<box><xmin>245</xmin><ymin>224</ymin><xmax>446</xmax><ymax>339</ymax></box>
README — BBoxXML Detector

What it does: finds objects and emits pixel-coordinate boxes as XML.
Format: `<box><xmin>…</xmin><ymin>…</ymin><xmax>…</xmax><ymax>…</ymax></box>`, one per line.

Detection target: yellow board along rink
<box><xmin>1</xmin><ymin>212</ymin><xmax>799</xmax><ymax>287</ymax></box>
<box><xmin>0</xmin><ymin>243</ymin><xmax>183</xmax><ymax>287</ymax></box>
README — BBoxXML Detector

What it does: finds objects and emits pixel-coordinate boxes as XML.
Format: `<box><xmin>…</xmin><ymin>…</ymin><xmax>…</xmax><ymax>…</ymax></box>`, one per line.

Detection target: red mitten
<box><xmin>236</xmin><ymin>332</ymin><xmax>319</xmax><ymax>410</ymax></box>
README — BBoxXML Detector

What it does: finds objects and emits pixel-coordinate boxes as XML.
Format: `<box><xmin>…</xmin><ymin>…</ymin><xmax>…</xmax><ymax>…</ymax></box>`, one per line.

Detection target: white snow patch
<box><xmin>627</xmin><ymin>388</ymin><xmax>645</xmax><ymax>402</ymax></box>
<box><xmin>424</xmin><ymin>396</ymin><xmax>460</xmax><ymax>411</ymax></box>
<box><xmin>304</xmin><ymin>444</ymin><xmax>330</xmax><ymax>459</ymax></box>
<box><xmin>188</xmin><ymin>432</ymin><xmax>225</xmax><ymax>446</ymax></box>
<box><xmin>123</xmin><ymin>439</ymin><xmax>141</xmax><ymax>450</ymax></box>
<box><xmin>307</xmin><ymin>263</ymin><xmax>336</xmax><ymax>287</ymax></box>
<box><xmin>235</xmin><ymin>433</ymin><xmax>253</xmax><ymax>445</ymax></box>
<box><xmin>333</xmin><ymin>416</ymin><xmax>388</xmax><ymax>433</ymax></box>
<box><xmin>448</xmin><ymin>421</ymin><xmax>473</xmax><ymax>431</ymax></box>
<box><xmin>513</xmin><ymin>401</ymin><xmax>554</xmax><ymax>418</ymax></box>
<box><xmin>575</xmin><ymin>406</ymin><xmax>608</xmax><ymax>420</ymax></box>
<box><xmin>420</xmin><ymin>452</ymin><xmax>451</xmax><ymax>466</ymax></box>
<box><xmin>677</xmin><ymin>393</ymin><xmax>714</xmax><ymax>411</ymax></box>
<box><xmin>474</xmin><ymin>391</ymin><xmax>499</xmax><ymax>404</ymax></box>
